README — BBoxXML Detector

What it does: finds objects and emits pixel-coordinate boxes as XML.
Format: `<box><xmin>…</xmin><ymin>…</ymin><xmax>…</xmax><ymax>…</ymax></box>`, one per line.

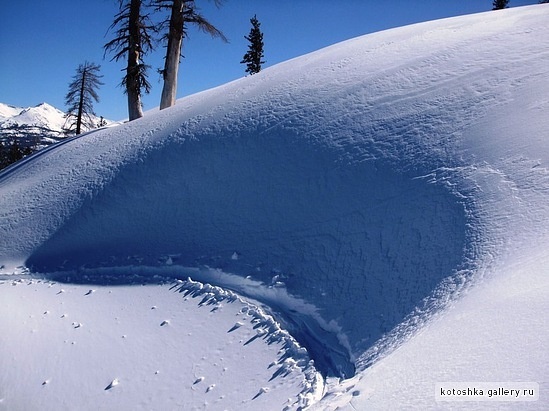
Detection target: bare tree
<box><xmin>65</xmin><ymin>62</ymin><xmax>104</xmax><ymax>135</ymax></box>
<box><xmin>105</xmin><ymin>0</ymin><xmax>155</xmax><ymax>120</ymax></box>
<box><xmin>152</xmin><ymin>0</ymin><xmax>227</xmax><ymax>110</ymax></box>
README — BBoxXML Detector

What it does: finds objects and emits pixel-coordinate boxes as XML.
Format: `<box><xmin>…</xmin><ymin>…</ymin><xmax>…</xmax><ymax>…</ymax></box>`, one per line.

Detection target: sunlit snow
<box><xmin>1</xmin><ymin>5</ymin><xmax>548</xmax><ymax>410</ymax></box>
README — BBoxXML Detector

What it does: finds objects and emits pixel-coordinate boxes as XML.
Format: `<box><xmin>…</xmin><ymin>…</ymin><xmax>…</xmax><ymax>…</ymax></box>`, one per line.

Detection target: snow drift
<box><xmin>1</xmin><ymin>5</ymin><xmax>549</xmax><ymax>409</ymax></box>
<box><xmin>1</xmin><ymin>19</ymin><xmax>473</xmax><ymax>373</ymax></box>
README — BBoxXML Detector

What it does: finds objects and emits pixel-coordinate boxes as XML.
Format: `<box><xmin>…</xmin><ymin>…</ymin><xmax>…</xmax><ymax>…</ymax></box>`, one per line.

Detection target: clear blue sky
<box><xmin>0</xmin><ymin>0</ymin><xmax>540</xmax><ymax>121</ymax></box>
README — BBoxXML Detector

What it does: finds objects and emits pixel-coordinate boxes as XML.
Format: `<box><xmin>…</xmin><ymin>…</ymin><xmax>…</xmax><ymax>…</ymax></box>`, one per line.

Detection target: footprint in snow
<box><xmin>105</xmin><ymin>379</ymin><xmax>119</xmax><ymax>390</ymax></box>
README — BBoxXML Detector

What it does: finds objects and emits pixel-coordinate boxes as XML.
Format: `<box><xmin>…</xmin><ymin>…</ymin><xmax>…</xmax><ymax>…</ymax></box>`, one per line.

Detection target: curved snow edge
<box><xmin>9</xmin><ymin>268</ymin><xmax>325</xmax><ymax>409</ymax></box>
<box><xmin>170</xmin><ymin>277</ymin><xmax>325</xmax><ymax>409</ymax></box>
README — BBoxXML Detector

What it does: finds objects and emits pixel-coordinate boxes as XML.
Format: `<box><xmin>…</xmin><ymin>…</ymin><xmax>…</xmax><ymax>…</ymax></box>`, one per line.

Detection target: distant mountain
<box><xmin>0</xmin><ymin>102</ymin><xmax>112</xmax><ymax>150</ymax></box>
<box><xmin>0</xmin><ymin>102</ymin><xmax>66</xmax><ymax>149</ymax></box>
<box><xmin>0</xmin><ymin>103</ymin><xmax>23</xmax><ymax>120</ymax></box>
<box><xmin>0</xmin><ymin>102</ymin><xmax>65</xmax><ymax>129</ymax></box>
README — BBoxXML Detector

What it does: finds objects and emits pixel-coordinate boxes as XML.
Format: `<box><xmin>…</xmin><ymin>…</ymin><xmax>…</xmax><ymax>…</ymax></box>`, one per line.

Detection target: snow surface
<box><xmin>0</xmin><ymin>277</ymin><xmax>321</xmax><ymax>410</ymax></box>
<box><xmin>1</xmin><ymin>5</ymin><xmax>549</xmax><ymax>410</ymax></box>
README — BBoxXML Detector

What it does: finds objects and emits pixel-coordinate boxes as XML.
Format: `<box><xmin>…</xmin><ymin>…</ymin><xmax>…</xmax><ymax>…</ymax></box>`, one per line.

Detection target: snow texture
<box><xmin>0</xmin><ymin>277</ymin><xmax>321</xmax><ymax>410</ymax></box>
<box><xmin>1</xmin><ymin>5</ymin><xmax>549</xmax><ymax>410</ymax></box>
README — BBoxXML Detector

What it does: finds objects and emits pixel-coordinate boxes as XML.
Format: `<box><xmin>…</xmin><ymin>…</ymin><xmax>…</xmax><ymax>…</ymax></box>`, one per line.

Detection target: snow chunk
<box><xmin>104</xmin><ymin>379</ymin><xmax>119</xmax><ymax>390</ymax></box>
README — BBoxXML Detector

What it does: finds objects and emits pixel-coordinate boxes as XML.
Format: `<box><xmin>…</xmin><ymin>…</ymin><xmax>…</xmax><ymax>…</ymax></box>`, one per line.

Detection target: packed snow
<box><xmin>1</xmin><ymin>5</ymin><xmax>548</xmax><ymax>410</ymax></box>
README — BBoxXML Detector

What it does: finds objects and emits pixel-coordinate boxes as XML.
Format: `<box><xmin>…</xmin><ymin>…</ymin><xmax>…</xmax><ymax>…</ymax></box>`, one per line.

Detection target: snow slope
<box><xmin>0</xmin><ymin>277</ymin><xmax>321</xmax><ymax>410</ymax></box>
<box><xmin>1</xmin><ymin>5</ymin><xmax>549</xmax><ymax>410</ymax></box>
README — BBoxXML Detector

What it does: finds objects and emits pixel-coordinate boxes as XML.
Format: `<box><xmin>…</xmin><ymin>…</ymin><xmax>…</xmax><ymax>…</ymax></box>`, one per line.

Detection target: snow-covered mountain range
<box><xmin>0</xmin><ymin>102</ymin><xmax>66</xmax><ymax>130</ymax></box>
<box><xmin>1</xmin><ymin>5</ymin><xmax>548</xmax><ymax>411</ymax></box>
<box><xmin>0</xmin><ymin>102</ymin><xmax>111</xmax><ymax>150</ymax></box>
<box><xmin>0</xmin><ymin>102</ymin><xmax>68</xmax><ymax>148</ymax></box>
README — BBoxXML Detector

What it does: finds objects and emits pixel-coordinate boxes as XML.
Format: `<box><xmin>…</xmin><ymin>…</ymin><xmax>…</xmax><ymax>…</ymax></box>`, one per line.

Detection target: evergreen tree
<box><xmin>152</xmin><ymin>0</ymin><xmax>227</xmax><ymax>110</ymax></box>
<box><xmin>0</xmin><ymin>138</ymin><xmax>33</xmax><ymax>171</ymax></box>
<box><xmin>64</xmin><ymin>61</ymin><xmax>104</xmax><ymax>135</ymax></box>
<box><xmin>0</xmin><ymin>143</ymin><xmax>8</xmax><ymax>170</ymax></box>
<box><xmin>241</xmin><ymin>14</ymin><xmax>265</xmax><ymax>75</ymax></box>
<box><xmin>105</xmin><ymin>0</ymin><xmax>155</xmax><ymax>120</ymax></box>
<box><xmin>492</xmin><ymin>0</ymin><xmax>509</xmax><ymax>10</ymax></box>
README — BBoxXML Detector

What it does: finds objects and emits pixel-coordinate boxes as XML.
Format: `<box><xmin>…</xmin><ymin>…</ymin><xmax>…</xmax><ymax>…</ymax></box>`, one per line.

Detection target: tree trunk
<box><xmin>127</xmin><ymin>0</ymin><xmax>144</xmax><ymax>120</ymax></box>
<box><xmin>160</xmin><ymin>0</ymin><xmax>184</xmax><ymax>110</ymax></box>
<box><xmin>76</xmin><ymin>69</ymin><xmax>86</xmax><ymax>135</ymax></box>
<box><xmin>127</xmin><ymin>51</ymin><xmax>144</xmax><ymax>121</ymax></box>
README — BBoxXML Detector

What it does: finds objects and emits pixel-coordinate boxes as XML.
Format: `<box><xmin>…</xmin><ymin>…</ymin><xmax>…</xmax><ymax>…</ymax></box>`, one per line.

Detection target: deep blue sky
<box><xmin>0</xmin><ymin>0</ymin><xmax>540</xmax><ymax>121</ymax></box>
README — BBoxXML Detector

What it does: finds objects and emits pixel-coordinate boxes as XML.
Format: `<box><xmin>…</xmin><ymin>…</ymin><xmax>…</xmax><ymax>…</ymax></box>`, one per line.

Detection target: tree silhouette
<box><xmin>492</xmin><ymin>0</ymin><xmax>509</xmax><ymax>10</ymax></box>
<box><xmin>0</xmin><ymin>138</ymin><xmax>33</xmax><ymax>171</ymax></box>
<box><xmin>64</xmin><ymin>62</ymin><xmax>103</xmax><ymax>135</ymax></box>
<box><xmin>241</xmin><ymin>14</ymin><xmax>265</xmax><ymax>75</ymax></box>
<box><xmin>105</xmin><ymin>0</ymin><xmax>155</xmax><ymax>120</ymax></box>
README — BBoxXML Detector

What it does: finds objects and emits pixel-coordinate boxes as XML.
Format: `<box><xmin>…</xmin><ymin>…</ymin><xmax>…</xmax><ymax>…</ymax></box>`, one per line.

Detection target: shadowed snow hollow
<box><xmin>24</xmin><ymin>133</ymin><xmax>468</xmax><ymax>368</ymax></box>
<box><xmin>3</xmin><ymin>6</ymin><xmax>548</xmax><ymax>381</ymax></box>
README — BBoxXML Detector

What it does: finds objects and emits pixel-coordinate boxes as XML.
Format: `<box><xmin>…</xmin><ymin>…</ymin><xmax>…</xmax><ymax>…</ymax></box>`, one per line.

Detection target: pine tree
<box><xmin>64</xmin><ymin>62</ymin><xmax>104</xmax><ymax>135</ymax></box>
<box><xmin>241</xmin><ymin>14</ymin><xmax>265</xmax><ymax>75</ymax></box>
<box><xmin>492</xmin><ymin>0</ymin><xmax>509</xmax><ymax>10</ymax></box>
<box><xmin>152</xmin><ymin>0</ymin><xmax>227</xmax><ymax>110</ymax></box>
<box><xmin>0</xmin><ymin>138</ymin><xmax>33</xmax><ymax>171</ymax></box>
<box><xmin>105</xmin><ymin>0</ymin><xmax>155</xmax><ymax>120</ymax></box>
<box><xmin>0</xmin><ymin>142</ymin><xmax>9</xmax><ymax>170</ymax></box>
